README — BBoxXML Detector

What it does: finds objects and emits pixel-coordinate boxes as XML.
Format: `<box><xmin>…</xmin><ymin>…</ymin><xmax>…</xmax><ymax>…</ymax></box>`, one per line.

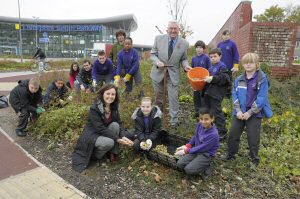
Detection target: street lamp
<box><xmin>32</xmin><ymin>16</ymin><xmax>39</xmax><ymax>47</ymax></box>
<box><xmin>17</xmin><ymin>0</ymin><xmax>23</xmax><ymax>63</ymax></box>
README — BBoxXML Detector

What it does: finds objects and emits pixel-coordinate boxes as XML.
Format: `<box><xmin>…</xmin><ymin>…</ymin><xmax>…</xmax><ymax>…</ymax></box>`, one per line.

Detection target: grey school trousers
<box><xmin>94</xmin><ymin>122</ymin><xmax>120</xmax><ymax>159</ymax></box>
<box><xmin>152</xmin><ymin>73</ymin><xmax>179</xmax><ymax>125</ymax></box>
<box><xmin>177</xmin><ymin>152</ymin><xmax>211</xmax><ymax>176</ymax></box>
<box><xmin>227</xmin><ymin>116</ymin><xmax>262</xmax><ymax>161</ymax></box>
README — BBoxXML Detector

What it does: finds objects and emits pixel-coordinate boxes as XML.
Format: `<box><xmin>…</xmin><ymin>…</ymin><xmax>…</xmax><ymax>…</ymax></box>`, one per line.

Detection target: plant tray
<box><xmin>147</xmin><ymin>131</ymin><xmax>189</xmax><ymax>170</ymax></box>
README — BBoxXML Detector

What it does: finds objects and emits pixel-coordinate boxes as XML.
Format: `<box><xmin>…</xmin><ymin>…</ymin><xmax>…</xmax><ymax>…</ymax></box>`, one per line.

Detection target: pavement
<box><xmin>0</xmin><ymin>71</ymin><xmax>89</xmax><ymax>199</ymax></box>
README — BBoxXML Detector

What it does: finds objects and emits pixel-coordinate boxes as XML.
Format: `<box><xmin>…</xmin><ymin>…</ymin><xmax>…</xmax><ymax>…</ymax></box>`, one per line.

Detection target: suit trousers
<box><xmin>177</xmin><ymin>153</ymin><xmax>211</xmax><ymax>176</ymax></box>
<box><xmin>152</xmin><ymin>71</ymin><xmax>179</xmax><ymax>125</ymax></box>
<box><xmin>227</xmin><ymin>116</ymin><xmax>262</xmax><ymax>161</ymax></box>
<box><xmin>94</xmin><ymin>122</ymin><xmax>120</xmax><ymax>159</ymax></box>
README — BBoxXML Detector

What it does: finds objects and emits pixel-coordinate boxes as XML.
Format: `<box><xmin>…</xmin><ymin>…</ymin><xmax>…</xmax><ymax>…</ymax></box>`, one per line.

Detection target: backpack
<box><xmin>0</xmin><ymin>95</ymin><xmax>9</xmax><ymax>108</ymax></box>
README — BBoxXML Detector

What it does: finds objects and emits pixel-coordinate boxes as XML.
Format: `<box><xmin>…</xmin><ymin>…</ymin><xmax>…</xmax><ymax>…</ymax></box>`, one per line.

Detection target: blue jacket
<box><xmin>116</xmin><ymin>48</ymin><xmax>140</xmax><ymax>76</ymax></box>
<box><xmin>233</xmin><ymin>70</ymin><xmax>273</xmax><ymax>118</ymax></box>
<box><xmin>187</xmin><ymin>123</ymin><xmax>220</xmax><ymax>157</ymax></box>
<box><xmin>191</xmin><ymin>54</ymin><xmax>211</xmax><ymax>69</ymax></box>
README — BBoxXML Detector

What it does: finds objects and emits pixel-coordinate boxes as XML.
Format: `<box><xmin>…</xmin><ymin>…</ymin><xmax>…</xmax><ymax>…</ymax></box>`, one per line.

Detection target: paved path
<box><xmin>0</xmin><ymin>70</ymin><xmax>88</xmax><ymax>199</ymax></box>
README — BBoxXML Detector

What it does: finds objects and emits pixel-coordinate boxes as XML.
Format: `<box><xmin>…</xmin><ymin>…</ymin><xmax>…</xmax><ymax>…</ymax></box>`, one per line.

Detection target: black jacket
<box><xmin>33</xmin><ymin>49</ymin><xmax>46</xmax><ymax>59</ymax></box>
<box><xmin>131</xmin><ymin>106</ymin><xmax>162</xmax><ymax>141</ymax></box>
<box><xmin>204</xmin><ymin>66</ymin><xmax>230</xmax><ymax>101</ymax></box>
<box><xmin>43</xmin><ymin>81</ymin><xmax>69</xmax><ymax>105</ymax></box>
<box><xmin>76</xmin><ymin>68</ymin><xmax>92</xmax><ymax>85</ymax></box>
<box><xmin>9</xmin><ymin>79</ymin><xmax>43</xmax><ymax>113</ymax></box>
<box><xmin>72</xmin><ymin>101</ymin><xmax>125</xmax><ymax>172</ymax></box>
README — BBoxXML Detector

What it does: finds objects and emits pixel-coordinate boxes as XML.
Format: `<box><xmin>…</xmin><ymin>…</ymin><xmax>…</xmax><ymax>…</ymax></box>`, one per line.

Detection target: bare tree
<box><xmin>167</xmin><ymin>0</ymin><xmax>193</xmax><ymax>38</ymax></box>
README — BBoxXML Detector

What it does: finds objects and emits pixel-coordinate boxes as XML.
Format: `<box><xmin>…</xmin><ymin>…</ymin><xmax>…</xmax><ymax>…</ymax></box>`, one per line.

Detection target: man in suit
<box><xmin>150</xmin><ymin>21</ymin><xmax>191</xmax><ymax>128</ymax></box>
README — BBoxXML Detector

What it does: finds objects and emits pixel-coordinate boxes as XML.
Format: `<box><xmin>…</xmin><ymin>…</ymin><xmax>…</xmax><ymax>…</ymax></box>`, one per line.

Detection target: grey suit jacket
<box><xmin>150</xmin><ymin>34</ymin><xmax>189</xmax><ymax>85</ymax></box>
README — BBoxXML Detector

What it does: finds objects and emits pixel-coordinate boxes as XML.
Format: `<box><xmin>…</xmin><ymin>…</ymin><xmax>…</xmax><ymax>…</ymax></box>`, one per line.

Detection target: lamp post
<box><xmin>17</xmin><ymin>0</ymin><xmax>23</xmax><ymax>63</ymax></box>
<box><xmin>32</xmin><ymin>16</ymin><xmax>39</xmax><ymax>47</ymax></box>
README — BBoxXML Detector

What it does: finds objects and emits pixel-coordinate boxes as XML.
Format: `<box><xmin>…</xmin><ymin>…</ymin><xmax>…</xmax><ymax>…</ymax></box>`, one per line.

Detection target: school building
<box><xmin>0</xmin><ymin>14</ymin><xmax>152</xmax><ymax>58</ymax></box>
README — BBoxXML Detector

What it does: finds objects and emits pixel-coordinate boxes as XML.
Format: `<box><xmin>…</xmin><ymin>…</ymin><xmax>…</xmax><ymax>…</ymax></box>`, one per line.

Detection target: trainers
<box><xmin>16</xmin><ymin>129</ymin><xmax>27</xmax><ymax>137</ymax></box>
<box><xmin>201</xmin><ymin>167</ymin><xmax>212</xmax><ymax>180</ymax></box>
<box><xmin>171</xmin><ymin>123</ymin><xmax>179</xmax><ymax>129</ymax></box>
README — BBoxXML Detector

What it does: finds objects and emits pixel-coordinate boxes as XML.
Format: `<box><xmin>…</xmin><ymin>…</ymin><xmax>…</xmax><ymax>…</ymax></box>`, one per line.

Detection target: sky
<box><xmin>0</xmin><ymin>0</ymin><xmax>299</xmax><ymax>45</ymax></box>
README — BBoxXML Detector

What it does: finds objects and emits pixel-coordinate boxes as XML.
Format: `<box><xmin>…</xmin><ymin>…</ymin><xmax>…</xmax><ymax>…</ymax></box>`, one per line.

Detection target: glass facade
<box><xmin>0</xmin><ymin>17</ymin><xmax>135</xmax><ymax>58</ymax></box>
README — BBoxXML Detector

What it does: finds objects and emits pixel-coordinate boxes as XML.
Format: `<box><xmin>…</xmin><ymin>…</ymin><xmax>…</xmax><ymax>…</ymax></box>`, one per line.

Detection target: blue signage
<box><xmin>43</xmin><ymin>32</ymin><xmax>48</xmax><ymax>38</ymax></box>
<box><xmin>39</xmin><ymin>38</ymin><xmax>49</xmax><ymax>43</ymax></box>
<box><xmin>22</xmin><ymin>24</ymin><xmax>103</xmax><ymax>32</ymax></box>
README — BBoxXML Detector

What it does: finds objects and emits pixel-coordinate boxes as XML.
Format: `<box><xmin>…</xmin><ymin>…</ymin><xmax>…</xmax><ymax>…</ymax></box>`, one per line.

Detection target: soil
<box><xmin>0</xmin><ymin>107</ymin><xmax>207</xmax><ymax>199</ymax></box>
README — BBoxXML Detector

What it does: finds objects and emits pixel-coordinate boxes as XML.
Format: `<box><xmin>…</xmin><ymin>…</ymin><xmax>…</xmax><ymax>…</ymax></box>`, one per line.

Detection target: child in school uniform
<box><xmin>203</xmin><ymin>48</ymin><xmax>230</xmax><ymax>140</ymax></box>
<box><xmin>131</xmin><ymin>97</ymin><xmax>162</xmax><ymax>152</ymax></box>
<box><xmin>191</xmin><ymin>40</ymin><xmax>212</xmax><ymax>118</ymax></box>
<box><xmin>176</xmin><ymin>108</ymin><xmax>219</xmax><ymax>179</ymax></box>
<box><xmin>225</xmin><ymin>53</ymin><xmax>273</xmax><ymax>166</ymax></box>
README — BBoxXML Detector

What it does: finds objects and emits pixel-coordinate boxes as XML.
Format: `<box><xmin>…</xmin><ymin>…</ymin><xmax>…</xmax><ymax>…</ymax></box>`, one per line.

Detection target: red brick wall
<box><xmin>209</xmin><ymin>1</ymin><xmax>252</xmax><ymax>47</ymax></box>
<box><xmin>208</xmin><ymin>1</ymin><xmax>299</xmax><ymax>78</ymax></box>
<box><xmin>251</xmin><ymin>22</ymin><xmax>297</xmax><ymax>66</ymax></box>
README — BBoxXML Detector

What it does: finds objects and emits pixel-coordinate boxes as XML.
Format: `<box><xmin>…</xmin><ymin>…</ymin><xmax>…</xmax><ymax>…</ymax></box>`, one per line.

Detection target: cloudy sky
<box><xmin>0</xmin><ymin>0</ymin><xmax>298</xmax><ymax>45</ymax></box>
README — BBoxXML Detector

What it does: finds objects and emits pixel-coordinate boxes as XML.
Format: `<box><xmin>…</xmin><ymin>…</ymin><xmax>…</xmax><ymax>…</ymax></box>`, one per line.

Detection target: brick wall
<box><xmin>209</xmin><ymin>1</ymin><xmax>252</xmax><ymax>47</ymax></box>
<box><xmin>251</xmin><ymin>22</ymin><xmax>297</xmax><ymax>67</ymax></box>
<box><xmin>208</xmin><ymin>1</ymin><xmax>299</xmax><ymax>78</ymax></box>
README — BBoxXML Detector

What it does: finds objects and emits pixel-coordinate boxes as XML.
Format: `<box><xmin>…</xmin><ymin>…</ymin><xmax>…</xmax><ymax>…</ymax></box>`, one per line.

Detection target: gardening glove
<box><xmin>67</xmin><ymin>96</ymin><xmax>73</xmax><ymax>101</ymax></box>
<box><xmin>144</xmin><ymin>139</ymin><xmax>152</xmax><ymax>150</ymax></box>
<box><xmin>174</xmin><ymin>149</ymin><xmax>185</xmax><ymax>156</ymax></box>
<box><xmin>123</xmin><ymin>74</ymin><xmax>131</xmax><ymax>82</ymax></box>
<box><xmin>114</xmin><ymin>75</ymin><xmax>120</xmax><ymax>87</ymax></box>
<box><xmin>59</xmin><ymin>99</ymin><xmax>64</xmax><ymax>104</ymax></box>
<box><xmin>140</xmin><ymin>141</ymin><xmax>147</xmax><ymax>150</ymax></box>
<box><xmin>176</xmin><ymin>145</ymin><xmax>187</xmax><ymax>152</ymax></box>
<box><xmin>204</xmin><ymin>76</ymin><xmax>213</xmax><ymax>83</ymax></box>
<box><xmin>92</xmin><ymin>80</ymin><xmax>97</xmax><ymax>87</ymax></box>
<box><xmin>231</xmin><ymin>64</ymin><xmax>239</xmax><ymax>73</ymax></box>
<box><xmin>36</xmin><ymin>107</ymin><xmax>45</xmax><ymax>114</ymax></box>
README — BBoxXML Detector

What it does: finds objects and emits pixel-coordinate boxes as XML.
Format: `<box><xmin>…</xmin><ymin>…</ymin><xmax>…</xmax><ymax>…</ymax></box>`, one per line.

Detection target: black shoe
<box><xmin>252</xmin><ymin>159</ymin><xmax>260</xmax><ymax>166</ymax></box>
<box><xmin>201</xmin><ymin>167</ymin><xmax>212</xmax><ymax>180</ymax></box>
<box><xmin>16</xmin><ymin>129</ymin><xmax>27</xmax><ymax>137</ymax></box>
<box><xmin>221</xmin><ymin>154</ymin><xmax>235</xmax><ymax>161</ymax></box>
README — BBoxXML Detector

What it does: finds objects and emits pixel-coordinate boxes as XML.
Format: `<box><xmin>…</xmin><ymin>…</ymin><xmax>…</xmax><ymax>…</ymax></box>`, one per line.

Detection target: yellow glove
<box><xmin>231</xmin><ymin>64</ymin><xmax>239</xmax><ymax>72</ymax></box>
<box><xmin>204</xmin><ymin>76</ymin><xmax>213</xmax><ymax>83</ymax></box>
<box><xmin>124</xmin><ymin>74</ymin><xmax>132</xmax><ymax>82</ymax></box>
<box><xmin>114</xmin><ymin>75</ymin><xmax>120</xmax><ymax>81</ymax></box>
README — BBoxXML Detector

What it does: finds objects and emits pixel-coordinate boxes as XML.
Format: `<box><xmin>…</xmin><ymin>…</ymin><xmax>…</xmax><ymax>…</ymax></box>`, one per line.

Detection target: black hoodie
<box><xmin>9</xmin><ymin>79</ymin><xmax>43</xmax><ymax>113</ymax></box>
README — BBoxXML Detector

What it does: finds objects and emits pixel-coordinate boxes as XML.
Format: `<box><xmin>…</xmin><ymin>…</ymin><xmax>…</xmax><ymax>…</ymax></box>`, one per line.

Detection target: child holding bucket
<box><xmin>203</xmin><ymin>48</ymin><xmax>230</xmax><ymax>141</ymax></box>
<box><xmin>191</xmin><ymin>40</ymin><xmax>212</xmax><ymax>118</ymax></box>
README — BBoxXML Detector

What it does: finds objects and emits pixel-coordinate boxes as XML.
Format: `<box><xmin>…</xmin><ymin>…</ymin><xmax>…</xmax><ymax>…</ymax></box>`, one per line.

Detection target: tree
<box><xmin>254</xmin><ymin>4</ymin><xmax>300</xmax><ymax>25</ymax></box>
<box><xmin>285</xmin><ymin>4</ymin><xmax>300</xmax><ymax>25</ymax></box>
<box><xmin>254</xmin><ymin>5</ymin><xmax>285</xmax><ymax>22</ymax></box>
<box><xmin>166</xmin><ymin>0</ymin><xmax>193</xmax><ymax>39</ymax></box>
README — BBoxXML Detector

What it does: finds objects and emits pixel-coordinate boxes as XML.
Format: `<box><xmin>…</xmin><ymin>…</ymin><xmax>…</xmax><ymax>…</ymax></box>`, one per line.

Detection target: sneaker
<box><xmin>171</xmin><ymin>123</ymin><xmax>179</xmax><ymax>129</ymax></box>
<box><xmin>201</xmin><ymin>167</ymin><xmax>212</xmax><ymax>180</ymax></box>
<box><xmin>16</xmin><ymin>129</ymin><xmax>27</xmax><ymax>137</ymax></box>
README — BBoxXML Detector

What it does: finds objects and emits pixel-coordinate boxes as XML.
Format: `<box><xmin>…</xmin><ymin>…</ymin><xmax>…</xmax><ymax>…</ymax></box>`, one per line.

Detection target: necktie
<box><xmin>168</xmin><ymin>40</ymin><xmax>173</xmax><ymax>60</ymax></box>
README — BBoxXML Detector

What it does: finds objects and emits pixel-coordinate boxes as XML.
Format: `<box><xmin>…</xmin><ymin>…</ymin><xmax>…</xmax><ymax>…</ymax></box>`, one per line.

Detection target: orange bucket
<box><xmin>187</xmin><ymin>67</ymin><xmax>209</xmax><ymax>91</ymax></box>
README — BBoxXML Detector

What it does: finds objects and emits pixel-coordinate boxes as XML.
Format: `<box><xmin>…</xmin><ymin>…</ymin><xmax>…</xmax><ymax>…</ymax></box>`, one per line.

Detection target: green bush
<box><xmin>261</xmin><ymin>111</ymin><xmax>300</xmax><ymax>178</ymax></box>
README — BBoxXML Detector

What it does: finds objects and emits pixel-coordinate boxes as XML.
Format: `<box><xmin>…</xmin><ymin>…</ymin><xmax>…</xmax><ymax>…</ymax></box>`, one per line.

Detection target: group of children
<box><xmin>9</xmin><ymin>29</ymin><xmax>273</xmax><ymax>179</ymax></box>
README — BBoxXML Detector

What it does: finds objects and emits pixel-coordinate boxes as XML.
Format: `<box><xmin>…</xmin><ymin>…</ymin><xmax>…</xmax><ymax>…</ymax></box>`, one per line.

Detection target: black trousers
<box><xmin>227</xmin><ymin>116</ymin><xmax>262</xmax><ymax>161</ymax></box>
<box><xmin>193</xmin><ymin>91</ymin><xmax>204</xmax><ymax>114</ymax></box>
<box><xmin>17</xmin><ymin>109</ymin><xmax>37</xmax><ymax>131</ymax></box>
<box><xmin>204</xmin><ymin>96</ymin><xmax>227</xmax><ymax>135</ymax></box>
